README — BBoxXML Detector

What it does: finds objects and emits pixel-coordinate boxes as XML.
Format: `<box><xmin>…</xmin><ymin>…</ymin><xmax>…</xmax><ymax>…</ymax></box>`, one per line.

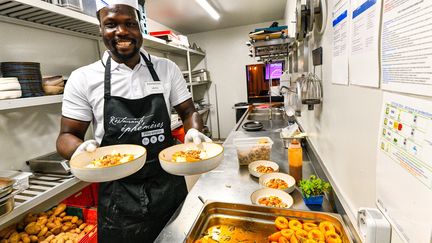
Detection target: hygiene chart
<box><xmin>381</xmin><ymin>0</ymin><xmax>432</xmax><ymax>96</ymax></box>
<box><xmin>332</xmin><ymin>0</ymin><xmax>350</xmax><ymax>85</ymax></box>
<box><xmin>349</xmin><ymin>0</ymin><xmax>382</xmax><ymax>87</ymax></box>
<box><xmin>376</xmin><ymin>92</ymin><xmax>432</xmax><ymax>243</ymax></box>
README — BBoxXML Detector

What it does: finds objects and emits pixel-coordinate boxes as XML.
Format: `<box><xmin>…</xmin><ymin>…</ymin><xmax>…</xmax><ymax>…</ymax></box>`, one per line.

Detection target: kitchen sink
<box><xmin>247</xmin><ymin>112</ymin><xmax>285</xmax><ymax>121</ymax></box>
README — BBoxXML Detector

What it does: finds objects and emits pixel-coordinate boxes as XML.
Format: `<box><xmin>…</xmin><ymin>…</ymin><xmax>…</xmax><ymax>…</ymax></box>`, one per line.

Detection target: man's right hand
<box><xmin>71</xmin><ymin>140</ymin><xmax>99</xmax><ymax>159</ymax></box>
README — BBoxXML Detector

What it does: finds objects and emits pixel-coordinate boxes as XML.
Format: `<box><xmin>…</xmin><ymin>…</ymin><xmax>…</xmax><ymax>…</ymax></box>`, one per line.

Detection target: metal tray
<box><xmin>186</xmin><ymin>201</ymin><xmax>352</xmax><ymax>243</ymax></box>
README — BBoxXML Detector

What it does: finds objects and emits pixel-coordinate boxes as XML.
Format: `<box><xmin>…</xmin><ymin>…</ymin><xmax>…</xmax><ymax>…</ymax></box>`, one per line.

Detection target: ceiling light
<box><xmin>196</xmin><ymin>0</ymin><xmax>220</xmax><ymax>20</ymax></box>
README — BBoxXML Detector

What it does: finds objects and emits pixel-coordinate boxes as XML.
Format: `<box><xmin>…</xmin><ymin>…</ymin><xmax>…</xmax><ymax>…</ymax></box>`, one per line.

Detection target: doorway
<box><xmin>245</xmin><ymin>62</ymin><xmax>284</xmax><ymax>103</ymax></box>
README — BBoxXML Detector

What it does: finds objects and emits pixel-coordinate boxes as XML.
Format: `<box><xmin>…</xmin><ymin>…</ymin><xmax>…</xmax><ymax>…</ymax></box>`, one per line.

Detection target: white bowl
<box><xmin>70</xmin><ymin>144</ymin><xmax>146</xmax><ymax>182</ymax></box>
<box><xmin>250</xmin><ymin>188</ymin><xmax>294</xmax><ymax>208</ymax></box>
<box><xmin>259</xmin><ymin>172</ymin><xmax>296</xmax><ymax>193</ymax></box>
<box><xmin>248</xmin><ymin>160</ymin><xmax>279</xmax><ymax>177</ymax></box>
<box><xmin>159</xmin><ymin>142</ymin><xmax>224</xmax><ymax>176</ymax></box>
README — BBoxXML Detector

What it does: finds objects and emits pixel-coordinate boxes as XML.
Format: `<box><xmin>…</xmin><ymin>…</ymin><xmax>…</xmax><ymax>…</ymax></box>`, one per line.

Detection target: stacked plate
<box><xmin>42</xmin><ymin>75</ymin><xmax>64</xmax><ymax>95</ymax></box>
<box><xmin>0</xmin><ymin>77</ymin><xmax>22</xmax><ymax>100</ymax></box>
<box><xmin>0</xmin><ymin>177</ymin><xmax>15</xmax><ymax>218</ymax></box>
<box><xmin>1</xmin><ymin>62</ymin><xmax>44</xmax><ymax>97</ymax></box>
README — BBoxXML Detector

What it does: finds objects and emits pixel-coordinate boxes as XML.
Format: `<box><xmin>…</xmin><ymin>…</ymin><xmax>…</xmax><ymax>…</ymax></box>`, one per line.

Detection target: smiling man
<box><xmin>56</xmin><ymin>0</ymin><xmax>211</xmax><ymax>242</ymax></box>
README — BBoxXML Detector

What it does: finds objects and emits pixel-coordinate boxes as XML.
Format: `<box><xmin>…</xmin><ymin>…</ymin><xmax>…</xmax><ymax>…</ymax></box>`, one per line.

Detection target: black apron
<box><xmin>97</xmin><ymin>53</ymin><xmax>188</xmax><ymax>243</ymax></box>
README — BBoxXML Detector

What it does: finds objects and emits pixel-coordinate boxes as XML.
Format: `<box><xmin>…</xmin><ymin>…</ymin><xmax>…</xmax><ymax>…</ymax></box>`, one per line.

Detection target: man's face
<box><xmin>99</xmin><ymin>5</ymin><xmax>143</xmax><ymax>62</ymax></box>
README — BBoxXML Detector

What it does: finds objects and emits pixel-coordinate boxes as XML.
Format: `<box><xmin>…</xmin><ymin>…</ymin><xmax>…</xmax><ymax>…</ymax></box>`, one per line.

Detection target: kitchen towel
<box><xmin>0</xmin><ymin>90</ymin><xmax>22</xmax><ymax>100</ymax></box>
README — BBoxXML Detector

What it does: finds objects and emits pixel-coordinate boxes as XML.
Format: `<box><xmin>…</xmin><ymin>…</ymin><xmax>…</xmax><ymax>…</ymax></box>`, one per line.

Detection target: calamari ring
<box><xmin>278</xmin><ymin>236</ymin><xmax>290</xmax><ymax>243</ymax></box>
<box><xmin>295</xmin><ymin>229</ymin><xmax>309</xmax><ymax>240</ymax></box>
<box><xmin>303</xmin><ymin>222</ymin><xmax>318</xmax><ymax>232</ymax></box>
<box><xmin>281</xmin><ymin>229</ymin><xmax>295</xmax><ymax>239</ymax></box>
<box><xmin>304</xmin><ymin>239</ymin><xmax>318</xmax><ymax>243</ymax></box>
<box><xmin>275</xmin><ymin>216</ymin><xmax>289</xmax><ymax>230</ymax></box>
<box><xmin>289</xmin><ymin>219</ymin><xmax>303</xmax><ymax>231</ymax></box>
<box><xmin>319</xmin><ymin>221</ymin><xmax>335</xmax><ymax>233</ymax></box>
<box><xmin>308</xmin><ymin>229</ymin><xmax>325</xmax><ymax>241</ymax></box>
<box><xmin>268</xmin><ymin>231</ymin><xmax>282</xmax><ymax>242</ymax></box>
<box><xmin>325</xmin><ymin>231</ymin><xmax>342</xmax><ymax>243</ymax></box>
<box><xmin>290</xmin><ymin>236</ymin><xmax>299</xmax><ymax>243</ymax></box>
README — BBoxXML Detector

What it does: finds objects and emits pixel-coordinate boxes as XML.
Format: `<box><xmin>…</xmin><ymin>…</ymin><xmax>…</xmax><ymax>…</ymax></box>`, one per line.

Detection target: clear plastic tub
<box><xmin>233</xmin><ymin>137</ymin><xmax>273</xmax><ymax>166</ymax></box>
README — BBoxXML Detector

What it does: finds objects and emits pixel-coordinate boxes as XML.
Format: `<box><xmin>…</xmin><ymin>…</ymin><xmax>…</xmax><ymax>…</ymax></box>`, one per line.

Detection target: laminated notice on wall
<box><xmin>376</xmin><ymin>92</ymin><xmax>432</xmax><ymax>243</ymax></box>
<box><xmin>332</xmin><ymin>0</ymin><xmax>350</xmax><ymax>85</ymax></box>
<box><xmin>381</xmin><ymin>0</ymin><xmax>432</xmax><ymax>96</ymax></box>
<box><xmin>349</xmin><ymin>0</ymin><xmax>382</xmax><ymax>87</ymax></box>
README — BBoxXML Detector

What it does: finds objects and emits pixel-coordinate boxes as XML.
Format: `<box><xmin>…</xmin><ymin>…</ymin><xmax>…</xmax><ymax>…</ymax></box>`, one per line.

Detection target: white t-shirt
<box><xmin>62</xmin><ymin>50</ymin><xmax>191</xmax><ymax>143</ymax></box>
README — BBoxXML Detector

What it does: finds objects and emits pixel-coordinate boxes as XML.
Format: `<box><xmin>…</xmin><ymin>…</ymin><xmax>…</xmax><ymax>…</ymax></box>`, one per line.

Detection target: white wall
<box><xmin>286</xmin><ymin>1</ymin><xmax>427</xmax><ymax>242</ymax></box>
<box><xmin>189</xmin><ymin>20</ymin><xmax>284</xmax><ymax>139</ymax></box>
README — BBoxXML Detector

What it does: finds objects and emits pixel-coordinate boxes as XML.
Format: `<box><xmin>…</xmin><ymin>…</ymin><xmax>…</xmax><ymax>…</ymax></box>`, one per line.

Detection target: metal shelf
<box><xmin>0</xmin><ymin>95</ymin><xmax>63</xmax><ymax>111</ymax></box>
<box><xmin>0</xmin><ymin>1</ymin><xmax>207</xmax><ymax>58</ymax></box>
<box><xmin>186</xmin><ymin>81</ymin><xmax>211</xmax><ymax>87</ymax></box>
<box><xmin>249</xmin><ymin>38</ymin><xmax>295</xmax><ymax>62</ymax></box>
<box><xmin>0</xmin><ymin>174</ymin><xmax>88</xmax><ymax>228</ymax></box>
<box><xmin>0</xmin><ymin>0</ymin><xmax>99</xmax><ymax>39</ymax></box>
<box><xmin>143</xmin><ymin>34</ymin><xmax>205</xmax><ymax>58</ymax></box>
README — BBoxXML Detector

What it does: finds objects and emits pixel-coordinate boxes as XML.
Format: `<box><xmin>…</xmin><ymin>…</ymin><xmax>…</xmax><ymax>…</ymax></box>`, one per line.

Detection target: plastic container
<box><xmin>63</xmin><ymin>185</ymin><xmax>95</xmax><ymax>207</ymax></box>
<box><xmin>288</xmin><ymin>139</ymin><xmax>303</xmax><ymax>183</ymax></box>
<box><xmin>233</xmin><ymin>137</ymin><xmax>273</xmax><ymax>166</ymax></box>
<box><xmin>66</xmin><ymin>205</ymin><xmax>97</xmax><ymax>243</ymax></box>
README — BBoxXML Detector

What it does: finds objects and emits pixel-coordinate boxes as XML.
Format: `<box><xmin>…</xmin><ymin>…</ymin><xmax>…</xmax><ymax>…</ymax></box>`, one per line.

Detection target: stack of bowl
<box><xmin>1</xmin><ymin>62</ymin><xmax>44</xmax><ymax>97</ymax></box>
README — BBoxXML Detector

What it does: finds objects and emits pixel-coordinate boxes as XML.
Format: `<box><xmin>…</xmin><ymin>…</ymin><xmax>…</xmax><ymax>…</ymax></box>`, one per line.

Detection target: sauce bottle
<box><xmin>288</xmin><ymin>139</ymin><xmax>303</xmax><ymax>184</ymax></box>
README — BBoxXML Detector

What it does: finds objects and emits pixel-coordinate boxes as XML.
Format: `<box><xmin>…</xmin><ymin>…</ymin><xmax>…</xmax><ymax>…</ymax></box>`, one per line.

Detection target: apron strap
<box><xmin>140</xmin><ymin>53</ymin><xmax>161</xmax><ymax>81</ymax></box>
<box><xmin>104</xmin><ymin>56</ymin><xmax>112</xmax><ymax>99</ymax></box>
<box><xmin>104</xmin><ymin>52</ymin><xmax>161</xmax><ymax>99</ymax></box>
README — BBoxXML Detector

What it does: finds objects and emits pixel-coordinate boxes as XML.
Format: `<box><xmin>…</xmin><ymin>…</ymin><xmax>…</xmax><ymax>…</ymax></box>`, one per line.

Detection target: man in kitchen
<box><xmin>56</xmin><ymin>0</ymin><xmax>211</xmax><ymax>241</ymax></box>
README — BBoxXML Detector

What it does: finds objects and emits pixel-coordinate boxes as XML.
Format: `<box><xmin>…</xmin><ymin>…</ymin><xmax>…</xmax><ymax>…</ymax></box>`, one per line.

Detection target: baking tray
<box><xmin>186</xmin><ymin>201</ymin><xmax>353</xmax><ymax>243</ymax></box>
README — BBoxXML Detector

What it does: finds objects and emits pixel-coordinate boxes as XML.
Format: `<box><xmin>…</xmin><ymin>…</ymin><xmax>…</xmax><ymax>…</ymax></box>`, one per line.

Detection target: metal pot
<box><xmin>0</xmin><ymin>177</ymin><xmax>15</xmax><ymax>199</ymax></box>
<box><xmin>0</xmin><ymin>195</ymin><xmax>14</xmax><ymax>217</ymax></box>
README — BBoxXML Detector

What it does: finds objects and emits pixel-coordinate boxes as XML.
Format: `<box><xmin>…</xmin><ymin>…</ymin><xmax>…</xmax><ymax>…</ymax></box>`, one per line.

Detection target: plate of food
<box><xmin>248</xmin><ymin>160</ymin><xmax>279</xmax><ymax>177</ymax></box>
<box><xmin>159</xmin><ymin>142</ymin><xmax>224</xmax><ymax>176</ymax></box>
<box><xmin>70</xmin><ymin>144</ymin><xmax>146</xmax><ymax>182</ymax></box>
<box><xmin>250</xmin><ymin>188</ymin><xmax>294</xmax><ymax>209</ymax></box>
<box><xmin>259</xmin><ymin>172</ymin><xmax>296</xmax><ymax>193</ymax></box>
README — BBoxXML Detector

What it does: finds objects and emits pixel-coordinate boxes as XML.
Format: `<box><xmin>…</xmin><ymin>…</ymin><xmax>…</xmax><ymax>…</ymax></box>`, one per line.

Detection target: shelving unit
<box><xmin>0</xmin><ymin>95</ymin><xmax>63</xmax><ymax>111</ymax></box>
<box><xmin>249</xmin><ymin>38</ymin><xmax>295</xmax><ymax>62</ymax></box>
<box><xmin>0</xmin><ymin>0</ymin><xmax>99</xmax><ymax>39</ymax></box>
<box><xmin>0</xmin><ymin>175</ymin><xmax>88</xmax><ymax>228</ymax></box>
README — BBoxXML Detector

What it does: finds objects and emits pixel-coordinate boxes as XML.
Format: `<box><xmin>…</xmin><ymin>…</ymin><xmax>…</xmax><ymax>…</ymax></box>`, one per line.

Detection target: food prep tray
<box><xmin>186</xmin><ymin>201</ymin><xmax>352</xmax><ymax>243</ymax></box>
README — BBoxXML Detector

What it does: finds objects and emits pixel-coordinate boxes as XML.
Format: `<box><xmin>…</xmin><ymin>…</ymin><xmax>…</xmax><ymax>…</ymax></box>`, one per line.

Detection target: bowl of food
<box><xmin>159</xmin><ymin>142</ymin><xmax>224</xmax><ymax>176</ymax></box>
<box><xmin>70</xmin><ymin>144</ymin><xmax>146</xmax><ymax>182</ymax></box>
<box><xmin>248</xmin><ymin>160</ymin><xmax>279</xmax><ymax>177</ymax></box>
<box><xmin>250</xmin><ymin>188</ymin><xmax>293</xmax><ymax>208</ymax></box>
<box><xmin>259</xmin><ymin>172</ymin><xmax>296</xmax><ymax>193</ymax></box>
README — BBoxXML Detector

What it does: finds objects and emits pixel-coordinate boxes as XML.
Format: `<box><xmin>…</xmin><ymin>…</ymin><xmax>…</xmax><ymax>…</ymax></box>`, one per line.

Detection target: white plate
<box><xmin>70</xmin><ymin>144</ymin><xmax>146</xmax><ymax>182</ymax></box>
<box><xmin>248</xmin><ymin>160</ymin><xmax>279</xmax><ymax>177</ymax></box>
<box><xmin>250</xmin><ymin>188</ymin><xmax>294</xmax><ymax>208</ymax></box>
<box><xmin>259</xmin><ymin>172</ymin><xmax>296</xmax><ymax>193</ymax></box>
<box><xmin>159</xmin><ymin>142</ymin><xmax>224</xmax><ymax>176</ymax></box>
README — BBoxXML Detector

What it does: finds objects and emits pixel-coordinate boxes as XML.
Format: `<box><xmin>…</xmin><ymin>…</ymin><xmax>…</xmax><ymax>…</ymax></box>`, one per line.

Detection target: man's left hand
<box><xmin>185</xmin><ymin>128</ymin><xmax>212</xmax><ymax>145</ymax></box>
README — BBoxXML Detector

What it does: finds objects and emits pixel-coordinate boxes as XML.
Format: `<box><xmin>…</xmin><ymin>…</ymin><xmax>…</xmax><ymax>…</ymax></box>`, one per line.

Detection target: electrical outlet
<box><xmin>358</xmin><ymin>208</ymin><xmax>391</xmax><ymax>243</ymax></box>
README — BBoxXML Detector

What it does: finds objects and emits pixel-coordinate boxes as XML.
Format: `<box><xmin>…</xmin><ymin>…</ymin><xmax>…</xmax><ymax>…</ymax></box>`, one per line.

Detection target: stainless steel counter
<box><xmin>155</xmin><ymin>109</ymin><xmax>335</xmax><ymax>242</ymax></box>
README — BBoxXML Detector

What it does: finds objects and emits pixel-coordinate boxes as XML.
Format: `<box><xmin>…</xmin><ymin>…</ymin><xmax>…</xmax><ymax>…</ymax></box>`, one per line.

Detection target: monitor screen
<box><xmin>265</xmin><ymin>62</ymin><xmax>284</xmax><ymax>80</ymax></box>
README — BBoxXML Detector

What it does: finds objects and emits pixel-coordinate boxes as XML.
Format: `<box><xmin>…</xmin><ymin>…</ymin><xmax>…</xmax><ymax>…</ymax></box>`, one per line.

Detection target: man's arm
<box><xmin>56</xmin><ymin>117</ymin><xmax>91</xmax><ymax>160</ymax></box>
<box><xmin>174</xmin><ymin>98</ymin><xmax>203</xmax><ymax>132</ymax></box>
